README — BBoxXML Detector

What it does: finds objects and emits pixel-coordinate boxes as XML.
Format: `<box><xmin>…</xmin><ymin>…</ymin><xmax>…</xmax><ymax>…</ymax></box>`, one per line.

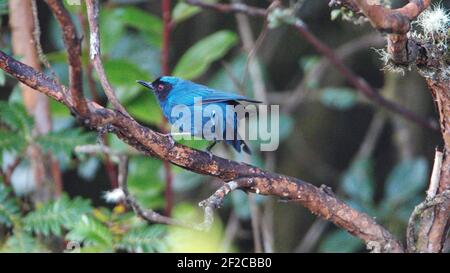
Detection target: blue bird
<box><xmin>137</xmin><ymin>76</ymin><xmax>261</xmax><ymax>154</ymax></box>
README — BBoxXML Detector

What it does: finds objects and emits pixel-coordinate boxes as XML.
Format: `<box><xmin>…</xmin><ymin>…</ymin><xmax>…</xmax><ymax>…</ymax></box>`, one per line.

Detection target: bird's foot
<box><xmin>206</xmin><ymin>150</ymin><xmax>214</xmax><ymax>161</ymax></box>
<box><xmin>205</xmin><ymin>141</ymin><xmax>217</xmax><ymax>161</ymax></box>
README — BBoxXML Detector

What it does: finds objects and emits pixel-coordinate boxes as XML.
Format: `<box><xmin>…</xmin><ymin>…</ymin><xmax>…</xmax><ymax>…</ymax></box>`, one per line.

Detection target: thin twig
<box><xmin>117</xmin><ymin>155</ymin><xmax>198</xmax><ymax>229</ymax></box>
<box><xmin>161</xmin><ymin>0</ymin><xmax>174</xmax><ymax>217</ymax></box>
<box><xmin>427</xmin><ymin>149</ymin><xmax>443</xmax><ymax>200</ymax></box>
<box><xmin>77</xmin><ymin>10</ymin><xmax>100</xmax><ymax>103</ymax></box>
<box><xmin>85</xmin><ymin>0</ymin><xmax>131</xmax><ymax>118</ymax></box>
<box><xmin>0</xmin><ymin>156</ymin><xmax>22</xmax><ymax>186</ymax></box>
<box><xmin>31</xmin><ymin>0</ymin><xmax>59</xmax><ymax>82</ymax></box>
<box><xmin>185</xmin><ymin>0</ymin><xmax>268</xmax><ymax>17</ymax></box>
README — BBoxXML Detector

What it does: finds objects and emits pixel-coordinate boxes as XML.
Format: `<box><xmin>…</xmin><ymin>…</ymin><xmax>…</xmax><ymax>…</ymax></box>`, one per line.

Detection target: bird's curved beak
<box><xmin>136</xmin><ymin>80</ymin><xmax>153</xmax><ymax>90</ymax></box>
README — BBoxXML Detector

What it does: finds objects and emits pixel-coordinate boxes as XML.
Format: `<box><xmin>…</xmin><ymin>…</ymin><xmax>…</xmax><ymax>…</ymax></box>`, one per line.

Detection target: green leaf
<box><xmin>126</xmin><ymin>90</ymin><xmax>162</xmax><ymax>125</ymax></box>
<box><xmin>319</xmin><ymin>229</ymin><xmax>362</xmax><ymax>253</ymax></box>
<box><xmin>127</xmin><ymin>156</ymin><xmax>164</xmax><ymax>209</ymax></box>
<box><xmin>341</xmin><ymin>158</ymin><xmax>375</xmax><ymax>204</ymax></box>
<box><xmin>172</xmin><ymin>0</ymin><xmax>218</xmax><ymax>24</ymax></box>
<box><xmin>173</xmin><ymin>30</ymin><xmax>238</xmax><ymax>80</ymax></box>
<box><xmin>117</xmin><ymin>225</ymin><xmax>166</xmax><ymax>253</ymax></box>
<box><xmin>108</xmin><ymin>33</ymin><xmax>160</xmax><ymax>77</ymax></box>
<box><xmin>99</xmin><ymin>9</ymin><xmax>125</xmax><ymax>54</ymax></box>
<box><xmin>23</xmin><ymin>194</ymin><xmax>93</xmax><ymax>236</ymax></box>
<box><xmin>36</xmin><ymin>128</ymin><xmax>94</xmax><ymax>159</ymax></box>
<box><xmin>0</xmin><ymin>130</ymin><xmax>27</xmax><ymax>154</ymax></box>
<box><xmin>112</xmin><ymin>6</ymin><xmax>162</xmax><ymax>46</ymax></box>
<box><xmin>66</xmin><ymin>215</ymin><xmax>114</xmax><ymax>252</ymax></box>
<box><xmin>177</xmin><ymin>138</ymin><xmax>209</xmax><ymax>151</ymax></box>
<box><xmin>49</xmin><ymin>99</ymin><xmax>71</xmax><ymax>117</ymax></box>
<box><xmin>0</xmin><ymin>102</ymin><xmax>34</xmax><ymax>137</ymax></box>
<box><xmin>103</xmin><ymin>59</ymin><xmax>149</xmax><ymax>104</ymax></box>
<box><xmin>320</xmin><ymin>87</ymin><xmax>358</xmax><ymax>110</ymax></box>
<box><xmin>0</xmin><ymin>184</ymin><xmax>20</xmax><ymax>227</ymax></box>
<box><xmin>384</xmin><ymin>157</ymin><xmax>428</xmax><ymax>204</ymax></box>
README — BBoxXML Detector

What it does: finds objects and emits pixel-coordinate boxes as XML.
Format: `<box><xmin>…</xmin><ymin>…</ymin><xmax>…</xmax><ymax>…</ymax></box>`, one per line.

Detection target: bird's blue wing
<box><xmin>169</xmin><ymin>85</ymin><xmax>261</xmax><ymax>106</ymax></box>
<box><xmin>163</xmin><ymin>82</ymin><xmax>261</xmax><ymax>119</ymax></box>
<box><xmin>200</xmin><ymin>89</ymin><xmax>262</xmax><ymax>104</ymax></box>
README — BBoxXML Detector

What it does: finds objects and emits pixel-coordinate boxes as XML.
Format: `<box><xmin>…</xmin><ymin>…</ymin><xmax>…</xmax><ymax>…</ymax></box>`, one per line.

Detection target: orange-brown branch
<box><xmin>0</xmin><ymin>50</ymin><xmax>404</xmax><ymax>253</ymax></box>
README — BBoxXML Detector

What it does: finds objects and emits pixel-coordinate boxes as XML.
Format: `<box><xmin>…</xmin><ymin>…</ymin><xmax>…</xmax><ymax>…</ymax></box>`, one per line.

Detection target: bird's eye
<box><xmin>157</xmin><ymin>84</ymin><xmax>165</xmax><ymax>92</ymax></box>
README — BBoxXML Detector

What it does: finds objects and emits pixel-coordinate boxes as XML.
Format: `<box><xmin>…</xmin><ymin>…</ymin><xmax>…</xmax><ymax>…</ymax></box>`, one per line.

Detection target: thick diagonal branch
<box><xmin>0</xmin><ymin>50</ymin><xmax>404</xmax><ymax>252</ymax></box>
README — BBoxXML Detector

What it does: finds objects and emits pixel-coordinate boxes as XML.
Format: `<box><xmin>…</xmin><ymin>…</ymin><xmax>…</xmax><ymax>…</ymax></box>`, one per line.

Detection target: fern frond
<box><xmin>36</xmin><ymin>128</ymin><xmax>94</xmax><ymax>158</ymax></box>
<box><xmin>117</xmin><ymin>225</ymin><xmax>166</xmax><ymax>253</ymax></box>
<box><xmin>0</xmin><ymin>229</ymin><xmax>48</xmax><ymax>253</ymax></box>
<box><xmin>0</xmin><ymin>184</ymin><xmax>20</xmax><ymax>227</ymax></box>
<box><xmin>0</xmin><ymin>130</ymin><xmax>26</xmax><ymax>154</ymax></box>
<box><xmin>0</xmin><ymin>102</ymin><xmax>33</xmax><ymax>137</ymax></box>
<box><xmin>23</xmin><ymin>194</ymin><xmax>92</xmax><ymax>236</ymax></box>
<box><xmin>66</xmin><ymin>215</ymin><xmax>114</xmax><ymax>252</ymax></box>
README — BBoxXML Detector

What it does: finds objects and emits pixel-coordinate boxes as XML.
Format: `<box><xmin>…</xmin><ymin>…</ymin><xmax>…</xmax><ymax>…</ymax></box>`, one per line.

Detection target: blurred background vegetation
<box><xmin>0</xmin><ymin>0</ymin><xmax>448</xmax><ymax>253</ymax></box>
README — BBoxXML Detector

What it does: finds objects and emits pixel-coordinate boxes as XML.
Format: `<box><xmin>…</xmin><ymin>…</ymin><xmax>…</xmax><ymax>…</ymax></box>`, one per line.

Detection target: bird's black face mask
<box><xmin>137</xmin><ymin>78</ymin><xmax>172</xmax><ymax>101</ymax></box>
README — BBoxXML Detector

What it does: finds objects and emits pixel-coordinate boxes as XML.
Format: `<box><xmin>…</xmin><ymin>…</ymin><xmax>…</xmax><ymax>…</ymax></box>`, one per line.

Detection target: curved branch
<box><xmin>350</xmin><ymin>0</ymin><xmax>431</xmax><ymax>33</ymax></box>
<box><xmin>85</xmin><ymin>0</ymin><xmax>131</xmax><ymax>118</ymax></box>
<box><xmin>45</xmin><ymin>0</ymin><xmax>88</xmax><ymax>116</ymax></box>
<box><xmin>332</xmin><ymin>0</ymin><xmax>431</xmax><ymax>64</ymax></box>
<box><xmin>0</xmin><ymin>49</ymin><xmax>404</xmax><ymax>252</ymax></box>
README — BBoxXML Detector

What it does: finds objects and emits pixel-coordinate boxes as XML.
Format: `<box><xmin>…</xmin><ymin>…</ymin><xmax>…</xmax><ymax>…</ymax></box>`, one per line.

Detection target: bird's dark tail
<box><xmin>241</xmin><ymin>140</ymin><xmax>252</xmax><ymax>155</ymax></box>
<box><xmin>226</xmin><ymin>139</ymin><xmax>252</xmax><ymax>155</ymax></box>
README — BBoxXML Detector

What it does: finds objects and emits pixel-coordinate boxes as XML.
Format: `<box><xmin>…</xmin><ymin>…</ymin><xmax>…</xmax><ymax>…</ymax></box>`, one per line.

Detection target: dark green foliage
<box><xmin>116</xmin><ymin>225</ymin><xmax>166</xmax><ymax>253</ymax></box>
<box><xmin>0</xmin><ymin>184</ymin><xmax>20</xmax><ymax>227</ymax></box>
<box><xmin>321</xmin><ymin>156</ymin><xmax>430</xmax><ymax>252</ymax></box>
<box><xmin>0</xmin><ymin>187</ymin><xmax>167</xmax><ymax>253</ymax></box>
<box><xmin>1</xmin><ymin>229</ymin><xmax>47</xmax><ymax>253</ymax></box>
<box><xmin>23</xmin><ymin>194</ymin><xmax>93</xmax><ymax>236</ymax></box>
<box><xmin>0</xmin><ymin>102</ymin><xmax>33</xmax><ymax>138</ymax></box>
<box><xmin>66</xmin><ymin>216</ymin><xmax>114</xmax><ymax>251</ymax></box>
<box><xmin>0</xmin><ymin>130</ymin><xmax>26</xmax><ymax>155</ymax></box>
<box><xmin>35</xmin><ymin>128</ymin><xmax>94</xmax><ymax>160</ymax></box>
<box><xmin>173</xmin><ymin>30</ymin><xmax>238</xmax><ymax>80</ymax></box>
